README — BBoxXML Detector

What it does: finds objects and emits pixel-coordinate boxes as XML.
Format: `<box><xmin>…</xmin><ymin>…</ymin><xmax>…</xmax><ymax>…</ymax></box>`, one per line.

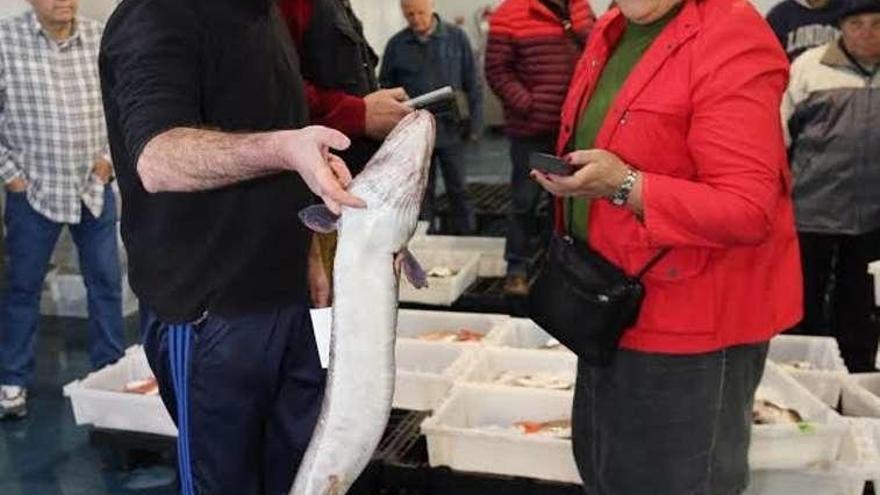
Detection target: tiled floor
<box><xmin>0</xmin><ymin>135</ymin><xmax>516</xmax><ymax>494</ymax></box>
<box><xmin>0</xmin><ymin>315</ymin><xmax>177</xmax><ymax>495</ymax></box>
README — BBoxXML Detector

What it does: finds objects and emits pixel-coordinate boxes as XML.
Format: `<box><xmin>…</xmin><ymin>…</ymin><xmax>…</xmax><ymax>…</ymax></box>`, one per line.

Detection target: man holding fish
<box><xmin>99</xmin><ymin>0</ymin><xmax>369</xmax><ymax>493</ymax></box>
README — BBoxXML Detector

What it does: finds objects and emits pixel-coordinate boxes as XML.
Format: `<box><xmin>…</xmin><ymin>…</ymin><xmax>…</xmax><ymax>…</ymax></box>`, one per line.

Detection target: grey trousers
<box><xmin>573</xmin><ymin>342</ymin><xmax>769</xmax><ymax>495</ymax></box>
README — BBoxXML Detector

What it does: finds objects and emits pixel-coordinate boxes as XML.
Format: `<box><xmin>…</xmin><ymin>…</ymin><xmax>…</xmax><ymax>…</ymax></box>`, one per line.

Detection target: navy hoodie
<box><xmin>766</xmin><ymin>0</ymin><xmax>848</xmax><ymax>60</ymax></box>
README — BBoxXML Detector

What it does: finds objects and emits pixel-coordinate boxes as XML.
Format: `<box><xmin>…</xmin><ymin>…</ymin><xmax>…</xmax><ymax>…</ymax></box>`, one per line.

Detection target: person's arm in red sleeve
<box><xmin>279</xmin><ymin>0</ymin><xmax>368</xmax><ymax>137</ymax></box>
<box><xmin>638</xmin><ymin>13</ymin><xmax>790</xmax><ymax>249</ymax></box>
<box><xmin>304</xmin><ymin>83</ymin><xmax>367</xmax><ymax>138</ymax></box>
<box><xmin>278</xmin><ymin>0</ymin><xmax>311</xmax><ymax>48</ymax></box>
<box><xmin>485</xmin><ymin>13</ymin><xmax>532</xmax><ymax>114</ymax></box>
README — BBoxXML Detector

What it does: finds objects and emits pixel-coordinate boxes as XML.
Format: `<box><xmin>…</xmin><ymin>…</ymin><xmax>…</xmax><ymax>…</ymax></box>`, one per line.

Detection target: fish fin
<box><xmin>397</xmin><ymin>249</ymin><xmax>428</xmax><ymax>289</ymax></box>
<box><xmin>299</xmin><ymin>205</ymin><xmax>339</xmax><ymax>233</ymax></box>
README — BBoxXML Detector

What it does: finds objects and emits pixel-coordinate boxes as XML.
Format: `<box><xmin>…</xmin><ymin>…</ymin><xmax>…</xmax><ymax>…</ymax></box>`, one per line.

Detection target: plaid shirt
<box><xmin>0</xmin><ymin>11</ymin><xmax>108</xmax><ymax>224</ymax></box>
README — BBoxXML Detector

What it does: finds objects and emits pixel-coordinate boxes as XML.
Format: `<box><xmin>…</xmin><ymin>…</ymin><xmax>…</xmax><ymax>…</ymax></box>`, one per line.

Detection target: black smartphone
<box><xmin>530</xmin><ymin>152</ymin><xmax>571</xmax><ymax>176</ymax></box>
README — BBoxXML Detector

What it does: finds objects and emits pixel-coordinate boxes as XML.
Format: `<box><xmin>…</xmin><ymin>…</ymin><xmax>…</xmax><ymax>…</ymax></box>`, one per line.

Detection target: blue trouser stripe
<box><xmin>170</xmin><ymin>324</ymin><xmax>196</xmax><ymax>495</ymax></box>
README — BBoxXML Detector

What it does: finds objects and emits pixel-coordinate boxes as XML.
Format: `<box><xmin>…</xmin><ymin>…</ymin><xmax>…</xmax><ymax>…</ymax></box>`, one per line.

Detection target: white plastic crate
<box><xmin>750</xmin><ymin>361</ymin><xmax>848</xmax><ymax>470</ymax></box>
<box><xmin>746</xmin><ymin>419</ymin><xmax>877</xmax><ymax>495</ymax></box>
<box><xmin>421</xmin><ymin>384</ymin><xmax>581</xmax><ymax>484</ymax></box>
<box><xmin>870</xmin><ymin>260</ymin><xmax>880</xmax><ymax>306</ymax></box>
<box><xmin>421</xmin><ymin>363</ymin><xmax>851</xmax><ymax>485</ymax></box>
<box><xmin>862</xmin><ymin>418</ymin><xmax>880</xmax><ymax>489</ymax></box>
<box><xmin>394</xmin><ymin>340</ymin><xmax>476</xmax><ymax>411</ymax></box>
<box><xmin>409</xmin><ymin>234</ymin><xmax>507</xmax><ymax>277</ymax></box>
<box><xmin>458</xmin><ymin>347</ymin><xmax>577</xmax><ymax>391</ymax></box>
<box><xmin>768</xmin><ymin>334</ymin><xmax>849</xmax><ymax>407</ymax></box>
<box><xmin>399</xmin><ymin>250</ymin><xmax>479</xmax><ymax>306</ymax></box>
<box><xmin>396</xmin><ymin>309</ymin><xmax>510</xmax><ymax>345</ymax></box>
<box><xmin>491</xmin><ymin>318</ymin><xmax>575</xmax><ymax>357</ymax></box>
<box><xmin>841</xmin><ymin>373</ymin><xmax>880</xmax><ymax>418</ymax></box>
<box><xmin>63</xmin><ymin>345</ymin><xmax>177</xmax><ymax>437</ymax></box>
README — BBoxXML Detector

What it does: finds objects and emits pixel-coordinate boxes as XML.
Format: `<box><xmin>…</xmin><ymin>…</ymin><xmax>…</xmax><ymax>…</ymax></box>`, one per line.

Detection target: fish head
<box><xmin>346</xmin><ymin>110</ymin><xmax>436</xmax><ymax>250</ymax></box>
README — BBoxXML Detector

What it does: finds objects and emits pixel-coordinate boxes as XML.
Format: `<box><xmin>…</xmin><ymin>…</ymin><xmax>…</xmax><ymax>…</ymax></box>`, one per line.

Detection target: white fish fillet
<box><xmin>290</xmin><ymin>111</ymin><xmax>436</xmax><ymax>495</ymax></box>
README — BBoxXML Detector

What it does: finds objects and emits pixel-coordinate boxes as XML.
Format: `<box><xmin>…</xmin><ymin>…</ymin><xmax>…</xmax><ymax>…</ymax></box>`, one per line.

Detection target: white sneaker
<box><xmin>0</xmin><ymin>385</ymin><xmax>27</xmax><ymax>419</ymax></box>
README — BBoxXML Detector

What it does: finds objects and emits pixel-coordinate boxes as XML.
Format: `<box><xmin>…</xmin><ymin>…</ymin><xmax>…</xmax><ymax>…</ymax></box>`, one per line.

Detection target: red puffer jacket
<box><xmin>556</xmin><ymin>0</ymin><xmax>803</xmax><ymax>354</ymax></box>
<box><xmin>486</xmin><ymin>0</ymin><xmax>595</xmax><ymax>138</ymax></box>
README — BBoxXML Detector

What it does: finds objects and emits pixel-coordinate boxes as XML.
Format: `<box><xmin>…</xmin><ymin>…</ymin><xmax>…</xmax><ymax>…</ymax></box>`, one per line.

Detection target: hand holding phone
<box><xmin>530</xmin><ymin>152</ymin><xmax>572</xmax><ymax>176</ymax></box>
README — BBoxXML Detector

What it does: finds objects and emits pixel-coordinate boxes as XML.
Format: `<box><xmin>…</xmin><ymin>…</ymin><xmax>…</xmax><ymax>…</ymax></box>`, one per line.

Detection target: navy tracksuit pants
<box><xmin>142</xmin><ymin>304</ymin><xmax>325</xmax><ymax>495</ymax></box>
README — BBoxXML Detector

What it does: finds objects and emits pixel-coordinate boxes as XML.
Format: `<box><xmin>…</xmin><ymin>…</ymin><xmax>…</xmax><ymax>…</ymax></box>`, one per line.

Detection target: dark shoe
<box><xmin>504</xmin><ymin>274</ymin><xmax>529</xmax><ymax>296</ymax></box>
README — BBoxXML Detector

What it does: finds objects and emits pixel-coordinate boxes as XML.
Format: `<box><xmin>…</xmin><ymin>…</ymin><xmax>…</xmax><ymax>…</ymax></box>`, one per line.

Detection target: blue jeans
<box><xmin>0</xmin><ymin>188</ymin><xmax>124</xmax><ymax>386</ymax></box>
<box><xmin>142</xmin><ymin>304</ymin><xmax>325</xmax><ymax>495</ymax></box>
<box><xmin>505</xmin><ymin>134</ymin><xmax>556</xmax><ymax>276</ymax></box>
<box><xmin>420</xmin><ymin>143</ymin><xmax>475</xmax><ymax>235</ymax></box>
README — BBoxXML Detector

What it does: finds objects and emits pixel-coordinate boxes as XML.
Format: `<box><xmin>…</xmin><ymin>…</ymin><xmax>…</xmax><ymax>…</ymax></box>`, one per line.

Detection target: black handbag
<box><xmin>528</xmin><ymin>200</ymin><xmax>668</xmax><ymax>365</ymax></box>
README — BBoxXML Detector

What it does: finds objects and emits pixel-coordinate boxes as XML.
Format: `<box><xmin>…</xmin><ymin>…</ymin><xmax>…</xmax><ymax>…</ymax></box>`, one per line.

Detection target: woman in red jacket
<box><xmin>531</xmin><ymin>0</ymin><xmax>802</xmax><ymax>492</ymax></box>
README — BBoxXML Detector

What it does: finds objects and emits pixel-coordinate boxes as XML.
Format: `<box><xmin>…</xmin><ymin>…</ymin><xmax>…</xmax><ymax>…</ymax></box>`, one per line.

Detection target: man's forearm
<box><xmin>138</xmin><ymin>128</ymin><xmax>287</xmax><ymax>193</ymax></box>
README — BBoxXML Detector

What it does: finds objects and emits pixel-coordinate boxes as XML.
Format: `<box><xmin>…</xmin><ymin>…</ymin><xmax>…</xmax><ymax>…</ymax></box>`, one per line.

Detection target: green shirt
<box><xmin>568</xmin><ymin>10</ymin><xmax>678</xmax><ymax>240</ymax></box>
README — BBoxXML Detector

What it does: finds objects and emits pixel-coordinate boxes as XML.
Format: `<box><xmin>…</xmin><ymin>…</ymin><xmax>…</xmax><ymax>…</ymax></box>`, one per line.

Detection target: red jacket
<box><xmin>556</xmin><ymin>0</ymin><xmax>802</xmax><ymax>354</ymax></box>
<box><xmin>278</xmin><ymin>0</ymin><xmax>366</xmax><ymax>137</ymax></box>
<box><xmin>486</xmin><ymin>0</ymin><xmax>595</xmax><ymax>138</ymax></box>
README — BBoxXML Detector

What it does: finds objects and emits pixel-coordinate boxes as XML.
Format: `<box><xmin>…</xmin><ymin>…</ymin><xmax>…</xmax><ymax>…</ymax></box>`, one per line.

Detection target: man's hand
<box><xmin>92</xmin><ymin>157</ymin><xmax>113</xmax><ymax>184</ymax></box>
<box><xmin>5</xmin><ymin>177</ymin><xmax>27</xmax><ymax>193</ymax></box>
<box><xmin>278</xmin><ymin>126</ymin><xmax>366</xmax><ymax>214</ymax></box>
<box><xmin>308</xmin><ymin>236</ymin><xmax>332</xmax><ymax>308</ymax></box>
<box><xmin>364</xmin><ymin>88</ymin><xmax>413</xmax><ymax>140</ymax></box>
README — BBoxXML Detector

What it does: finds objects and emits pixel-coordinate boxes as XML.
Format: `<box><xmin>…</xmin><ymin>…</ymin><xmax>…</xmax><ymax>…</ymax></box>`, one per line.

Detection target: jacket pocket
<box><xmin>626</xmin><ymin>246</ymin><xmax>716</xmax><ymax>336</ymax></box>
<box><xmin>614</xmin><ymin>101</ymin><xmax>693</xmax><ymax>177</ymax></box>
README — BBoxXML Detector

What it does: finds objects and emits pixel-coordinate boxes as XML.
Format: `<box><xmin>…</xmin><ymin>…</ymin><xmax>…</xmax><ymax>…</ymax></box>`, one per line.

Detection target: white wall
<box><xmin>0</xmin><ymin>0</ymin><xmax>28</xmax><ymax>19</ymax></box>
<box><xmin>0</xmin><ymin>0</ymin><xmax>118</xmax><ymax>22</ymax></box>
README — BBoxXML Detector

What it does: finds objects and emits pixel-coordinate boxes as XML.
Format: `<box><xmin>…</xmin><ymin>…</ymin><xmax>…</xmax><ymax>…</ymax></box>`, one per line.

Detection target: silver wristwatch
<box><xmin>610</xmin><ymin>169</ymin><xmax>638</xmax><ymax>207</ymax></box>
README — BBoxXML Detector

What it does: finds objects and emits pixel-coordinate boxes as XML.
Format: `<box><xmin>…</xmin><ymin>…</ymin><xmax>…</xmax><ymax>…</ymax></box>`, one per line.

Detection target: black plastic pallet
<box><xmin>436</xmin><ymin>183</ymin><xmax>513</xmax><ymax>218</ymax></box>
<box><xmin>89</xmin><ymin>428</ymin><xmax>175</xmax><ymax>472</ymax></box>
<box><xmin>433</xmin><ymin>183</ymin><xmax>552</xmax><ymax>238</ymax></box>
<box><xmin>360</xmin><ymin>409</ymin><xmax>584</xmax><ymax>495</ymax></box>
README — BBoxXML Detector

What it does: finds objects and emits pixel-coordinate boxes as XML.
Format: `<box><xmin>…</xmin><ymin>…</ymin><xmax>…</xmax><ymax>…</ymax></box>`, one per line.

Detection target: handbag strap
<box><xmin>634</xmin><ymin>248</ymin><xmax>671</xmax><ymax>280</ymax></box>
<box><xmin>565</xmin><ymin>198</ymin><xmax>671</xmax><ymax>280</ymax></box>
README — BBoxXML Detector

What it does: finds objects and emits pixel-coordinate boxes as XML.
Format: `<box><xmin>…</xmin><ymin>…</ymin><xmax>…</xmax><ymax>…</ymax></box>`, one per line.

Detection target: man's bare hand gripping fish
<box><xmin>292</xmin><ymin>111</ymin><xmax>436</xmax><ymax>495</ymax></box>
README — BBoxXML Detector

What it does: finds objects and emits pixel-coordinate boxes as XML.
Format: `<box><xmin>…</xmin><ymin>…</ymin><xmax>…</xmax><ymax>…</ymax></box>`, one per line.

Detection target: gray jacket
<box><xmin>782</xmin><ymin>40</ymin><xmax>880</xmax><ymax>235</ymax></box>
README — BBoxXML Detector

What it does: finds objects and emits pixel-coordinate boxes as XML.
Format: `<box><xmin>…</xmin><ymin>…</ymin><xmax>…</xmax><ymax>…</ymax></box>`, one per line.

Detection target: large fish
<box><xmin>292</xmin><ymin>110</ymin><xmax>436</xmax><ymax>495</ymax></box>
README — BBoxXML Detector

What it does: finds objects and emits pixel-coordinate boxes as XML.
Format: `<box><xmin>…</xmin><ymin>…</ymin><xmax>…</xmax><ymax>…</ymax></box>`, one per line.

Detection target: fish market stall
<box><xmin>749</xmin><ymin>361</ymin><xmax>848</xmax><ymax>470</ymax></box>
<box><xmin>408</xmin><ymin>232</ymin><xmax>508</xmax><ymax>278</ymax></box>
<box><xmin>64</xmin><ymin>345</ymin><xmax>177</xmax><ymax>438</ymax></box>
<box><xmin>746</xmin><ymin>419</ymin><xmax>879</xmax><ymax>495</ymax></box>
<box><xmin>768</xmin><ymin>335</ymin><xmax>849</xmax><ymax>407</ymax></box>
<box><xmin>395</xmin><ymin>309</ymin><xmax>509</xmax><ymax>344</ymax></box>
<box><xmin>421</xmin><ymin>384</ymin><xmax>580</xmax><ymax>484</ymax></box>
<box><xmin>457</xmin><ymin>347</ymin><xmax>577</xmax><ymax>392</ymax></box>
<box><xmin>64</xmin><ymin>314</ymin><xmax>879</xmax><ymax>494</ymax></box>
<box><xmin>399</xmin><ymin>250</ymin><xmax>480</xmax><ymax>306</ymax></box>
<box><xmin>492</xmin><ymin>318</ymin><xmax>575</xmax><ymax>354</ymax></box>
<box><xmin>394</xmin><ymin>340</ymin><xmax>476</xmax><ymax>411</ymax></box>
